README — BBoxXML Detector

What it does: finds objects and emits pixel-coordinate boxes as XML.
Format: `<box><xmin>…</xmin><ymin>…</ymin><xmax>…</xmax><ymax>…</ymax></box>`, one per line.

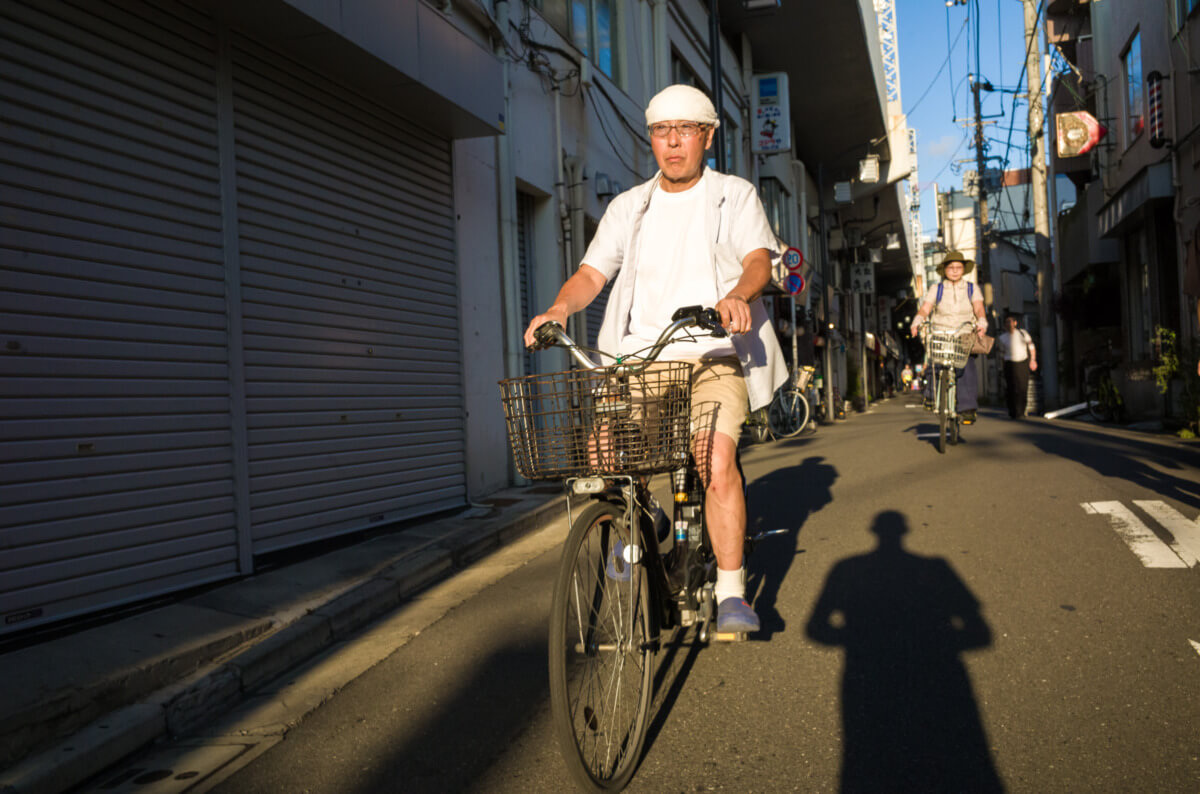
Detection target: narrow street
<box><xmin>133</xmin><ymin>396</ymin><xmax>1200</xmax><ymax>792</ymax></box>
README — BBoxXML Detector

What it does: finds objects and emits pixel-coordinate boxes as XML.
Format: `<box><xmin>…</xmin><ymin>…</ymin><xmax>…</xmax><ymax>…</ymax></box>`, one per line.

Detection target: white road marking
<box><xmin>1081</xmin><ymin>502</ymin><xmax>1189</xmax><ymax>568</ymax></box>
<box><xmin>1131</xmin><ymin>501</ymin><xmax>1200</xmax><ymax>568</ymax></box>
<box><xmin>1191</xmin><ymin>640</ymin><xmax>1200</xmax><ymax>658</ymax></box>
<box><xmin>916</xmin><ymin>433</ymin><xmax>939</xmax><ymax>439</ymax></box>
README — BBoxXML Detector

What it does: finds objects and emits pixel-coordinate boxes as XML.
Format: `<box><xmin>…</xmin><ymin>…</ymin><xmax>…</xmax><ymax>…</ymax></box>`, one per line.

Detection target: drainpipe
<box><xmin>651</xmin><ymin>0</ymin><xmax>668</xmax><ymax>90</ymax></box>
<box><xmin>494</xmin><ymin>0</ymin><xmax>524</xmax><ymax>482</ymax></box>
<box><xmin>553</xmin><ymin>82</ymin><xmax>577</xmax><ymax>345</ymax></box>
<box><xmin>566</xmin><ymin>155</ymin><xmax>585</xmax><ymax>342</ymax></box>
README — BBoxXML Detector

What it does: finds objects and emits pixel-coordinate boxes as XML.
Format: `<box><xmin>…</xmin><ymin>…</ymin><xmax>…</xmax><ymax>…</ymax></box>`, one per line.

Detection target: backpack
<box><xmin>935</xmin><ymin>281</ymin><xmax>974</xmax><ymax>303</ymax></box>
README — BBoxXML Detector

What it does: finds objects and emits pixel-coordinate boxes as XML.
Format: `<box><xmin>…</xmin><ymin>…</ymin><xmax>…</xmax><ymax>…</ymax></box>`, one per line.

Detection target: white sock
<box><xmin>714</xmin><ymin>566</ymin><xmax>745</xmax><ymax>602</ymax></box>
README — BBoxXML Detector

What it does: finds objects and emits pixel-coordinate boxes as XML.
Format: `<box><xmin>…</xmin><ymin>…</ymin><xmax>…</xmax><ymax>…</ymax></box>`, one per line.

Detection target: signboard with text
<box><xmin>751</xmin><ymin>73</ymin><xmax>791</xmax><ymax>154</ymax></box>
<box><xmin>850</xmin><ymin>263</ymin><xmax>875</xmax><ymax>294</ymax></box>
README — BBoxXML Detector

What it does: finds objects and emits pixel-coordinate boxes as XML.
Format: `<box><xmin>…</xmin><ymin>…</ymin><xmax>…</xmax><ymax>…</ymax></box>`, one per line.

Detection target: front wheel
<box><xmin>549</xmin><ymin>500</ymin><xmax>654</xmax><ymax>791</ymax></box>
<box><xmin>937</xmin><ymin>370</ymin><xmax>952</xmax><ymax>454</ymax></box>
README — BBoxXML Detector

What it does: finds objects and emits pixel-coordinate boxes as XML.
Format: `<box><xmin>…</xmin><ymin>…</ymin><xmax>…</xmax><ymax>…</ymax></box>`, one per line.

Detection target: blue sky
<box><xmin>896</xmin><ymin>0</ymin><xmax>1035</xmax><ymax>238</ymax></box>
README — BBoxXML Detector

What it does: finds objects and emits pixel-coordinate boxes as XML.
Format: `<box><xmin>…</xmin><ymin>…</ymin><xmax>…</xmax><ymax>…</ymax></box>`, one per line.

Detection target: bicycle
<box><xmin>921</xmin><ymin>321</ymin><xmax>976</xmax><ymax>454</ymax></box>
<box><xmin>1082</xmin><ymin>345</ymin><xmax>1125</xmax><ymax>423</ymax></box>
<box><xmin>767</xmin><ymin>365</ymin><xmax>816</xmax><ymax>438</ymax></box>
<box><xmin>500</xmin><ymin>306</ymin><xmax>778</xmax><ymax>791</ymax></box>
<box><xmin>745</xmin><ymin>365</ymin><xmax>815</xmax><ymax>443</ymax></box>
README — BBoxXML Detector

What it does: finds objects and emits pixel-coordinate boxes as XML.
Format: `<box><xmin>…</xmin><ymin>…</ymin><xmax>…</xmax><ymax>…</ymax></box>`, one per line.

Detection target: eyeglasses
<box><xmin>648</xmin><ymin>122</ymin><xmax>707</xmax><ymax>139</ymax></box>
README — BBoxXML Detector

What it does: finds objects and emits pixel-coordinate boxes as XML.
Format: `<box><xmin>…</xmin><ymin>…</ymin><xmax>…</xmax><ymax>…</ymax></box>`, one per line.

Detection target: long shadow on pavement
<box><xmin>1024</xmin><ymin>422</ymin><xmax>1200</xmax><ymax>509</ymax></box>
<box><xmin>806</xmin><ymin>510</ymin><xmax>1003</xmax><ymax>794</ymax></box>
<box><xmin>744</xmin><ymin>455</ymin><xmax>837</xmax><ymax>639</ymax></box>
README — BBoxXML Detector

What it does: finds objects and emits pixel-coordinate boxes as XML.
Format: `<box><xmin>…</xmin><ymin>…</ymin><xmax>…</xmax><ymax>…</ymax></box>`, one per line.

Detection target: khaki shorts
<box><xmin>684</xmin><ymin>356</ymin><xmax>748</xmax><ymax>443</ymax></box>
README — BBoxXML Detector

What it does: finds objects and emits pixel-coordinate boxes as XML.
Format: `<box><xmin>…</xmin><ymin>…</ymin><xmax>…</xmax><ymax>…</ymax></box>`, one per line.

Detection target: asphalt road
<box><xmin>148</xmin><ymin>396</ymin><xmax>1200</xmax><ymax>792</ymax></box>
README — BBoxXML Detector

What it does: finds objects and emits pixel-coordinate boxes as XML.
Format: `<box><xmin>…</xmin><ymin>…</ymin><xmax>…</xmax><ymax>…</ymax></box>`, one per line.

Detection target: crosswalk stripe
<box><xmin>1131</xmin><ymin>501</ymin><xmax>1200</xmax><ymax>568</ymax></box>
<box><xmin>1081</xmin><ymin>502</ymin><xmax>1189</xmax><ymax>568</ymax></box>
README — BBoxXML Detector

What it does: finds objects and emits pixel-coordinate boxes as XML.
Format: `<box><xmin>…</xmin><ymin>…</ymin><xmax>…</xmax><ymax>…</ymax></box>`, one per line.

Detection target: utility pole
<box><xmin>1025</xmin><ymin>0</ymin><xmax>1058</xmax><ymax>408</ymax></box>
<box><xmin>971</xmin><ymin>74</ymin><xmax>994</xmax><ymax>400</ymax></box>
<box><xmin>971</xmin><ymin>77</ymin><xmax>993</xmax><ymax>309</ymax></box>
<box><xmin>818</xmin><ymin>164</ymin><xmax>835</xmax><ymax>422</ymax></box>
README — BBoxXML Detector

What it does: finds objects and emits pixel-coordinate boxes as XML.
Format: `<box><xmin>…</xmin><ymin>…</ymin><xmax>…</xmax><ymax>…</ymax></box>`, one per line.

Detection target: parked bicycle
<box><xmin>745</xmin><ymin>365</ymin><xmax>817</xmax><ymax>443</ymax></box>
<box><xmin>921</xmin><ymin>320</ymin><xmax>976</xmax><ymax>453</ymax></box>
<box><xmin>500</xmin><ymin>306</ymin><xmax>779</xmax><ymax>791</ymax></box>
<box><xmin>1082</xmin><ymin>343</ymin><xmax>1125</xmax><ymax>423</ymax></box>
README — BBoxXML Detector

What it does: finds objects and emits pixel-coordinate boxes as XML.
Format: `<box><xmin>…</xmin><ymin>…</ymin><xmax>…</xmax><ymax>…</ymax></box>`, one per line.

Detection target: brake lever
<box><xmin>528</xmin><ymin>321</ymin><xmax>564</xmax><ymax>351</ymax></box>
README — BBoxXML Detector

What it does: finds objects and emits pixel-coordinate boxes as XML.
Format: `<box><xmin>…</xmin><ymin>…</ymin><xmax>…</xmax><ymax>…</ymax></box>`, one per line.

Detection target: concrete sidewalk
<box><xmin>0</xmin><ymin>485</ymin><xmax>566</xmax><ymax>794</ymax></box>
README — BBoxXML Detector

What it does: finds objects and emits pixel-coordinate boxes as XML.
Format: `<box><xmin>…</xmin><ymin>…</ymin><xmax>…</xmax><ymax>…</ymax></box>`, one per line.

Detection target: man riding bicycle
<box><xmin>523</xmin><ymin>84</ymin><xmax>787</xmax><ymax>634</ymax></box>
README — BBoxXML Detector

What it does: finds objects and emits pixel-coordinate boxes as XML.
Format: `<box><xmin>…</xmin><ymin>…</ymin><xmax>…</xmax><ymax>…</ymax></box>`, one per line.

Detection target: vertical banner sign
<box><xmin>752</xmin><ymin>73</ymin><xmax>791</xmax><ymax>154</ymax></box>
<box><xmin>850</xmin><ymin>263</ymin><xmax>875</xmax><ymax>294</ymax></box>
<box><xmin>1148</xmin><ymin>71</ymin><xmax>1166</xmax><ymax>149</ymax></box>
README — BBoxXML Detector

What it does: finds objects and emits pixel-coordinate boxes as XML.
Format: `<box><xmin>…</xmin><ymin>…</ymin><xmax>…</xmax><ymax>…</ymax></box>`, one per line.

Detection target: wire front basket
<box><xmin>924</xmin><ymin>327</ymin><xmax>974</xmax><ymax>369</ymax></box>
<box><xmin>499</xmin><ymin>362</ymin><xmax>693</xmax><ymax>480</ymax></box>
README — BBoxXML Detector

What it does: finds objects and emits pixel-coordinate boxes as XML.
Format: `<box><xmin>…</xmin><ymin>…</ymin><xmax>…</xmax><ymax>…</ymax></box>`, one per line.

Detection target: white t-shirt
<box><xmin>998</xmin><ymin>329</ymin><xmax>1034</xmax><ymax>362</ymax></box>
<box><xmin>620</xmin><ymin>174</ymin><xmax>736</xmax><ymax>359</ymax></box>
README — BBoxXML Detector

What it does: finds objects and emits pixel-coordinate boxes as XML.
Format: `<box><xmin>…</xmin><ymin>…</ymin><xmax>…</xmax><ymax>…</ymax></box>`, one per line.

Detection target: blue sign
<box><xmin>785</xmin><ymin>273</ymin><xmax>805</xmax><ymax>295</ymax></box>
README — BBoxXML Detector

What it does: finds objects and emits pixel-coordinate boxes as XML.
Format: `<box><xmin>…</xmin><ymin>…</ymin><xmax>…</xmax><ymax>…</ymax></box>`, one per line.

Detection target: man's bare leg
<box><xmin>694</xmin><ymin>429</ymin><xmax>745</xmax><ymax>570</ymax></box>
<box><xmin>695</xmin><ymin>429</ymin><xmax>759</xmax><ymax>633</ymax></box>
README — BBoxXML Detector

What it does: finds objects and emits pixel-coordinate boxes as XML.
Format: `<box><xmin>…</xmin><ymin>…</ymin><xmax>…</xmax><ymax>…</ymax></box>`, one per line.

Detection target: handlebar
<box><xmin>527</xmin><ymin>305</ymin><xmax>728</xmax><ymax>371</ymax></box>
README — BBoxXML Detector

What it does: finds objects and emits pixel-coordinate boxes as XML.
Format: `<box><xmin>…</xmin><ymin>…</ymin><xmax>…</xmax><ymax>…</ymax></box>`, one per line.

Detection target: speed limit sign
<box><xmin>782</xmin><ymin>247</ymin><xmax>804</xmax><ymax>272</ymax></box>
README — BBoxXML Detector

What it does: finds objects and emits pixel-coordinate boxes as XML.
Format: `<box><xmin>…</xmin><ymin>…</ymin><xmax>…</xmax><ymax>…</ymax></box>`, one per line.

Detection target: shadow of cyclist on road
<box><xmin>806</xmin><ymin>510</ymin><xmax>1002</xmax><ymax>793</ymax></box>
<box><xmin>744</xmin><ymin>455</ymin><xmax>837</xmax><ymax>638</ymax></box>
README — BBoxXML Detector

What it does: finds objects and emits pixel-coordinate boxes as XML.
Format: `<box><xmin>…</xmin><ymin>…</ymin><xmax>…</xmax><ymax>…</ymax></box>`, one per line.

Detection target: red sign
<box><xmin>782</xmin><ymin>247</ymin><xmax>804</xmax><ymax>272</ymax></box>
<box><xmin>785</xmin><ymin>273</ymin><xmax>805</xmax><ymax>295</ymax></box>
<box><xmin>1056</xmin><ymin>111</ymin><xmax>1107</xmax><ymax>158</ymax></box>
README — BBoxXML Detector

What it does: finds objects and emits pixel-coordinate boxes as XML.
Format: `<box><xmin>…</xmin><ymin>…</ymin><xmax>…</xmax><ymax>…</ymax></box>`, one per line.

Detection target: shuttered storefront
<box><xmin>0</xmin><ymin>0</ymin><xmax>237</xmax><ymax>630</ymax></box>
<box><xmin>0</xmin><ymin>0</ymin><xmax>466</xmax><ymax>632</ymax></box>
<box><xmin>230</xmin><ymin>37</ymin><xmax>465</xmax><ymax>554</ymax></box>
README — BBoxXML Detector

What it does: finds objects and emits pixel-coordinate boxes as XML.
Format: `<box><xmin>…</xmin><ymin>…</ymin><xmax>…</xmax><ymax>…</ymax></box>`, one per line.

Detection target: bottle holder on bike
<box><xmin>499</xmin><ymin>362</ymin><xmax>693</xmax><ymax>480</ymax></box>
<box><xmin>923</xmin><ymin>328</ymin><xmax>974</xmax><ymax>369</ymax></box>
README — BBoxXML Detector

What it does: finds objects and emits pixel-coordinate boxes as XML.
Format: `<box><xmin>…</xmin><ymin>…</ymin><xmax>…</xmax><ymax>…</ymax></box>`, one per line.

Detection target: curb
<box><xmin>0</xmin><ymin>494</ymin><xmax>566</xmax><ymax>794</ymax></box>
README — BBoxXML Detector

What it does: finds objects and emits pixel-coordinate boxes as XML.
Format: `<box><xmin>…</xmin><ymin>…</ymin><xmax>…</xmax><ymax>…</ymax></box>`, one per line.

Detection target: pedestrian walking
<box><xmin>996</xmin><ymin>313</ymin><xmax>1037</xmax><ymax>419</ymax></box>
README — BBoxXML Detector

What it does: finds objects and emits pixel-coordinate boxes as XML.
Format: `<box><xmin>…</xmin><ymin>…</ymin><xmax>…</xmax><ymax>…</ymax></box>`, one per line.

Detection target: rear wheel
<box><xmin>549</xmin><ymin>500</ymin><xmax>654</xmax><ymax>791</ymax></box>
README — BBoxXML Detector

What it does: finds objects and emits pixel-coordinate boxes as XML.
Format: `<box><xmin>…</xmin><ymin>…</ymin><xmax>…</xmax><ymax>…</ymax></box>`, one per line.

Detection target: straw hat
<box><xmin>936</xmin><ymin>250</ymin><xmax>975</xmax><ymax>277</ymax></box>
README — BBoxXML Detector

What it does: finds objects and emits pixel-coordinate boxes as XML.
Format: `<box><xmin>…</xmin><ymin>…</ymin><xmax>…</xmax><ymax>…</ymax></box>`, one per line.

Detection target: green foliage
<box><xmin>1152</xmin><ymin>326</ymin><xmax>1179</xmax><ymax>395</ymax></box>
<box><xmin>1179</xmin><ymin>428</ymin><xmax>1196</xmax><ymax>439</ymax></box>
<box><xmin>1177</xmin><ymin>336</ymin><xmax>1200</xmax><ymax>434</ymax></box>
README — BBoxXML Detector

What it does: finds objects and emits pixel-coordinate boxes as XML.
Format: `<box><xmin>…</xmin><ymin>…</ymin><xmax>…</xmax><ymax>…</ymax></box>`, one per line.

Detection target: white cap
<box><xmin>645</xmin><ymin>84</ymin><xmax>720</xmax><ymax>129</ymax></box>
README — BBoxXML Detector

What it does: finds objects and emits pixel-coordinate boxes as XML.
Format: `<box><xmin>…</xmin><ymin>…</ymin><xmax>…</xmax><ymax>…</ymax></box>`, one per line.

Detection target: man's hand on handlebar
<box><xmin>715</xmin><ymin>294</ymin><xmax>752</xmax><ymax>335</ymax></box>
<box><xmin>524</xmin><ymin>309</ymin><xmax>567</xmax><ymax>350</ymax></box>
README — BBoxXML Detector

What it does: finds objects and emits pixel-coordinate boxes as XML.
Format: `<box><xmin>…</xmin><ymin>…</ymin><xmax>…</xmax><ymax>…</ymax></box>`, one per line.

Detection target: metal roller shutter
<box><xmin>0</xmin><ymin>0</ymin><xmax>237</xmax><ymax>632</ymax></box>
<box><xmin>229</xmin><ymin>35</ymin><xmax>466</xmax><ymax>553</ymax></box>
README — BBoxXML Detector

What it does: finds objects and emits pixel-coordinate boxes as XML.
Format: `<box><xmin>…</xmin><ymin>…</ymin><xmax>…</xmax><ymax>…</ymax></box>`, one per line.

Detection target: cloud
<box><xmin>925</xmin><ymin>135</ymin><xmax>959</xmax><ymax>158</ymax></box>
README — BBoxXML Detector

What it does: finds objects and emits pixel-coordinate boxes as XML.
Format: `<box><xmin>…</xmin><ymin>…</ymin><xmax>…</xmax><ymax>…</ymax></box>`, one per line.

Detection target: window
<box><xmin>534</xmin><ymin>0</ymin><xmax>620</xmax><ymax>80</ymax></box>
<box><xmin>670</xmin><ymin>53</ymin><xmax>700</xmax><ymax>87</ymax></box>
<box><xmin>1122</xmin><ymin>32</ymin><xmax>1143</xmax><ymax>144</ymax></box>
<box><xmin>758</xmin><ymin>177</ymin><xmax>794</xmax><ymax>245</ymax></box>
<box><xmin>1179</xmin><ymin>0</ymin><xmax>1199</xmax><ymax>26</ymax></box>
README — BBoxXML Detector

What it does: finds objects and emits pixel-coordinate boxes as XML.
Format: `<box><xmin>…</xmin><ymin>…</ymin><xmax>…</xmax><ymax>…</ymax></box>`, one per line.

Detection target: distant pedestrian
<box><xmin>901</xmin><ymin>364</ymin><xmax>913</xmax><ymax>390</ymax></box>
<box><xmin>996</xmin><ymin>313</ymin><xmax>1037</xmax><ymax>419</ymax></box>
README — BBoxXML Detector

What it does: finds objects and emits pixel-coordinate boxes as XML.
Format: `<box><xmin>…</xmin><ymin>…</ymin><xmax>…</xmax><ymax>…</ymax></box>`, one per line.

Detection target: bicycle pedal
<box><xmin>712</xmin><ymin>631</ymin><xmax>747</xmax><ymax>642</ymax></box>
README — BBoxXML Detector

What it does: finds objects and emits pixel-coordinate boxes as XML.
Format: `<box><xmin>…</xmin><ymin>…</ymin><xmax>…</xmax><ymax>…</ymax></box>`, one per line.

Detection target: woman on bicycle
<box><xmin>908</xmin><ymin>250</ymin><xmax>987</xmax><ymax>425</ymax></box>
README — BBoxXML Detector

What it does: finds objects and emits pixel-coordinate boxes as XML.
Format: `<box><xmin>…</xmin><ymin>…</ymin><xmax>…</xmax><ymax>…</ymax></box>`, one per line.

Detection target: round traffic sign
<box><xmin>785</xmin><ymin>273</ymin><xmax>805</xmax><ymax>295</ymax></box>
<box><xmin>782</xmin><ymin>247</ymin><xmax>804</xmax><ymax>272</ymax></box>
